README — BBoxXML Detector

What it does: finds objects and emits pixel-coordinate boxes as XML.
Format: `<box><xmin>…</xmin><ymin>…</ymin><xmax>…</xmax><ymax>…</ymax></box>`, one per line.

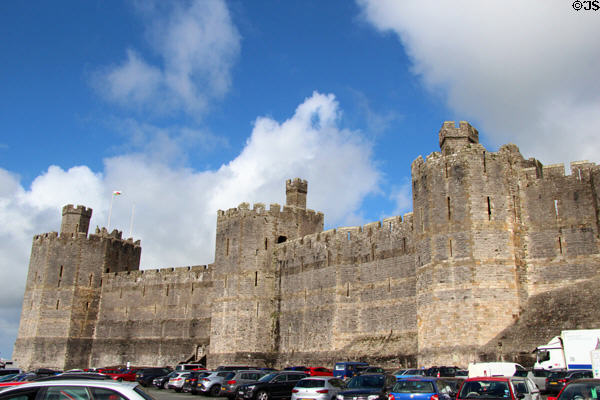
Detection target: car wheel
<box><xmin>163</xmin><ymin>382</ymin><xmax>169</xmax><ymax>389</ymax></box>
<box><xmin>210</xmin><ymin>385</ymin><xmax>221</xmax><ymax>397</ymax></box>
<box><xmin>256</xmin><ymin>390</ymin><xmax>269</xmax><ymax>400</ymax></box>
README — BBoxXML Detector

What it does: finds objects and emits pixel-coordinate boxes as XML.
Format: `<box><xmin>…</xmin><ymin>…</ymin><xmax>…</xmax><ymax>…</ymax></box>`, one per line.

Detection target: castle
<box><xmin>14</xmin><ymin>121</ymin><xmax>600</xmax><ymax>371</ymax></box>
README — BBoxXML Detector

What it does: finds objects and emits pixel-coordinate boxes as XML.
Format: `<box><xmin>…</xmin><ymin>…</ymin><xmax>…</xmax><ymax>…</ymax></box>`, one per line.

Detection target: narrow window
<box><xmin>277</xmin><ymin>236</ymin><xmax>287</xmax><ymax>243</ymax></box>
<box><xmin>447</xmin><ymin>196</ymin><xmax>452</xmax><ymax>220</ymax></box>
<box><xmin>445</xmin><ymin>163</ymin><xmax>449</xmax><ymax>178</ymax></box>
<box><xmin>483</xmin><ymin>151</ymin><xmax>487</xmax><ymax>173</ymax></box>
<box><xmin>85</xmin><ymin>302</ymin><xmax>89</xmax><ymax>310</ymax></box>
<box><xmin>226</xmin><ymin>238</ymin><xmax>229</xmax><ymax>256</ymax></box>
<box><xmin>166</xmin><ymin>285</ymin><xmax>169</xmax><ymax>296</ymax></box>
<box><xmin>389</xmin><ymin>222</ymin><xmax>393</xmax><ymax>231</ymax></box>
<box><xmin>487</xmin><ymin>197</ymin><xmax>492</xmax><ymax>220</ymax></box>
<box><xmin>265</xmin><ymin>238</ymin><xmax>268</xmax><ymax>250</ymax></box>
<box><xmin>224</xmin><ymin>276</ymin><xmax>228</xmax><ymax>288</ymax></box>
<box><xmin>100</xmin><ymin>278</ymin><xmax>103</xmax><ymax>286</ymax></box>
<box><xmin>56</xmin><ymin>299</ymin><xmax>60</xmax><ymax>310</ymax></box>
<box><xmin>418</xmin><ymin>256</ymin><xmax>421</xmax><ymax>266</ymax></box>
<box><xmin>554</xmin><ymin>199</ymin><xmax>559</xmax><ymax>219</ymax></box>
<box><xmin>449</xmin><ymin>239</ymin><xmax>453</xmax><ymax>257</ymax></box>
<box><xmin>347</xmin><ymin>232</ymin><xmax>351</xmax><ymax>241</ymax></box>
<box><xmin>254</xmin><ymin>271</ymin><xmax>258</xmax><ymax>287</ymax></box>
<box><xmin>59</xmin><ymin>265</ymin><xmax>63</xmax><ymax>278</ymax></box>
<box><xmin>346</xmin><ymin>282</ymin><xmax>350</xmax><ymax>297</ymax></box>
<box><xmin>403</xmin><ymin>238</ymin><xmax>407</xmax><ymax>253</ymax></box>
<box><xmin>57</xmin><ymin>279</ymin><xmax>61</xmax><ymax>288</ymax></box>
<box><xmin>420</xmin><ymin>207</ymin><xmax>425</xmax><ymax>232</ymax></box>
<box><xmin>371</xmin><ymin>244</ymin><xmax>375</xmax><ymax>261</ymax></box>
<box><xmin>558</xmin><ymin>237</ymin><xmax>563</xmax><ymax>254</ymax></box>
<box><xmin>256</xmin><ymin>302</ymin><xmax>259</xmax><ymax>317</ymax></box>
<box><xmin>89</xmin><ymin>273</ymin><xmax>93</xmax><ymax>286</ymax></box>
<box><xmin>105</xmin><ymin>268</ymin><xmax>110</xmax><ymax>273</ymax></box>
<box><xmin>388</xmin><ymin>278</ymin><xmax>391</xmax><ymax>293</ymax></box>
<box><xmin>119</xmin><ymin>289</ymin><xmax>123</xmax><ymax>299</ymax></box>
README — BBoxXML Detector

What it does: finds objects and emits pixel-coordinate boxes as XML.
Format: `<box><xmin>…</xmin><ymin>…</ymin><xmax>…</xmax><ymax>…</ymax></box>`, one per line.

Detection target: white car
<box><xmin>167</xmin><ymin>372</ymin><xmax>190</xmax><ymax>392</ymax></box>
<box><xmin>0</xmin><ymin>379</ymin><xmax>155</xmax><ymax>400</ymax></box>
<box><xmin>292</xmin><ymin>377</ymin><xmax>347</xmax><ymax>400</ymax></box>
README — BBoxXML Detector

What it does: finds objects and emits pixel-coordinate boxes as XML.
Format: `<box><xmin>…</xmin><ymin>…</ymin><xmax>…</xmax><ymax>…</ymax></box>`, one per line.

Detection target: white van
<box><xmin>175</xmin><ymin>363</ymin><xmax>205</xmax><ymax>371</ymax></box>
<box><xmin>468</xmin><ymin>362</ymin><xmax>526</xmax><ymax>378</ymax></box>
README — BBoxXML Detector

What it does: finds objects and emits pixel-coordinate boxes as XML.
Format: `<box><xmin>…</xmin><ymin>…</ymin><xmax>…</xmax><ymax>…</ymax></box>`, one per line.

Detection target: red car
<box><xmin>457</xmin><ymin>376</ymin><xmax>540</xmax><ymax>400</ymax></box>
<box><xmin>547</xmin><ymin>378</ymin><xmax>600</xmax><ymax>400</ymax></box>
<box><xmin>308</xmin><ymin>367</ymin><xmax>333</xmax><ymax>376</ymax></box>
<box><xmin>97</xmin><ymin>368</ymin><xmax>140</xmax><ymax>382</ymax></box>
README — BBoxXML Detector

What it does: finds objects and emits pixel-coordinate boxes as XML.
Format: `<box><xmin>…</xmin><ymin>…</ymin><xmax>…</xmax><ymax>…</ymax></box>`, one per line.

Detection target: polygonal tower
<box><xmin>209</xmin><ymin>178</ymin><xmax>324</xmax><ymax>367</ymax></box>
<box><xmin>412</xmin><ymin>121</ymin><xmax>527</xmax><ymax>365</ymax></box>
<box><xmin>14</xmin><ymin>205</ymin><xmax>141</xmax><ymax>370</ymax></box>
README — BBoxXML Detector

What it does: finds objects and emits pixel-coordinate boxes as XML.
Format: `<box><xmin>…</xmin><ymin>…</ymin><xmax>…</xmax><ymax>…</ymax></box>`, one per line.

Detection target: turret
<box><xmin>286</xmin><ymin>178</ymin><xmax>307</xmax><ymax>209</ymax></box>
<box><xmin>439</xmin><ymin>121</ymin><xmax>479</xmax><ymax>155</ymax></box>
<box><xmin>60</xmin><ymin>205</ymin><xmax>92</xmax><ymax>236</ymax></box>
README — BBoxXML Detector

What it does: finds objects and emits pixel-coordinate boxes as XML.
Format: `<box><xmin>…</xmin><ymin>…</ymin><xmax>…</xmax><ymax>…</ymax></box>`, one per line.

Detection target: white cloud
<box><xmin>0</xmin><ymin>92</ymin><xmax>380</xmax><ymax>357</ymax></box>
<box><xmin>94</xmin><ymin>0</ymin><xmax>240</xmax><ymax>116</ymax></box>
<box><xmin>357</xmin><ymin>0</ymin><xmax>600</xmax><ymax>165</ymax></box>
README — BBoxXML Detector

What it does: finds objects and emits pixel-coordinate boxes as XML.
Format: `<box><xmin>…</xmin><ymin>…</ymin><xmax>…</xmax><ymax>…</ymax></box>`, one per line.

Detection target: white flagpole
<box><xmin>128</xmin><ymin>203</ymin><xmax>135</xmax><ymax>238</ymax></box>
<box><xmin>107</xmin><ymin>194</ymin><xmax>115</xmax><ymax>229</ymax></box>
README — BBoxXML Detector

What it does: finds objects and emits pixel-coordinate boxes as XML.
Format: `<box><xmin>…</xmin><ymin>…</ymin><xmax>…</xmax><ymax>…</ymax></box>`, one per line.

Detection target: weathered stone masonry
<box><xmin>14</xmin><ymin>121</ymin><xmax>600</xmax><ymax>370</ymax></box>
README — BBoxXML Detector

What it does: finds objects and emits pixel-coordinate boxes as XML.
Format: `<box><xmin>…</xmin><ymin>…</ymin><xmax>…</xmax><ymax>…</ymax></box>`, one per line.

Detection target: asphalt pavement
<box><xmin>145</xmin><ymin>387</ymin><xmax>228</xmax><ymax>400</ymax></box>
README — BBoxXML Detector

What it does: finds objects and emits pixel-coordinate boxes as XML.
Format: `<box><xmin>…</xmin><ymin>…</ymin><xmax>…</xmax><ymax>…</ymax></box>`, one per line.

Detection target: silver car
<box><xmin>292</xmin><ymin>376</ymin><xmax>347</xmax><ymax>400</ymax></box>
<box><xmin>221</xmin><ymin>370</ymin><xmax>268</xmax><ymax>398</ymax></box>
<box><xmin>168</xmin><ymin>371</ymin><xmax>190</xmax><ymax>392</ymax></box>
<box><xmin>0</xmin><ymin>379</ymin><xmax>154</xmax><ymax>400</ymax></box>
<box><xmin>198</xmin><ymin>370</ymin><xmax>237</xmax><ymax>396</ymax></box>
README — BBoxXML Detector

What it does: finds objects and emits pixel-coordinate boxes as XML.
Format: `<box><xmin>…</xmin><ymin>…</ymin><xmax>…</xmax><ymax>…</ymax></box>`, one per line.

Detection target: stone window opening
<box><xmin>277</xmin><ymin>235</ymin><xmax>287</xmax><ymax>243</ymax></box>
<box><xmin>445</xmin><ymin>163</ymin><xmax>449</xmax><ymax>178</ymax></box>
<box><xmin>388</xmin><ymin>278</ymin><xmax>391</xmax><ymax>293</ymax></box>
<box><xmin>119</xmin><ymin>288</ymin><xmax>122</xmax><ymax>299</ymax></box>
<box><xmin>346</xmin><ymin>282</ymin><xmax>350</xmax><ymax>297</ymax></box>
<box><xmin>89</xmin><ymin>273</ymin><xmax>93</xmax><ymax>286</ymax></box>
<box><xmin>403</xmin><ymin>237</ymin><xmax>407</xmax><ymax>253</ymax></box>
<box><xmin>487</xmin><ymin>197</ymin><xmax>492</xmax><ymax>221</ymax></box>
<box><xmin>226</xmin><ymin>238</ymin><xmax>229</xmax><ymax>256</ymax></box>
<box><xmin>449</xmin><ymin>239</ymin><xmax>453</xmax><ymax>257</ymax></box>
<box><xmin>483</xmin><ymin>151</ymin><xmax>487</xmax><ymax>173</ymax></box>
<box><xmin>166</xmin><ymin>285</ymin><xmax>169</xmax><ymax>296</ymax></box>
<box><xmin>447</xmin><ymin>197</ymin><xmax>452</xmax><ymax>220</ymax></box>
<box><xmin>558</xmin><ymin>237</ymin><xmax>563</xmax><ymax>254</ymax></box>
<box><xmin>56</xmin><ymin>299</ymin><xmax>60</xmax><ymax>310</ymax></box>
<box><xmin>105</xmin><ymin>268</ymin><xmax>110</xmax><ymax>273</ymax></box>
<box><xmin>85</xmin><ymin>301</ymin><xmax>89</xmax><ymax>310</ymax></box>
<box><xmin>554</xmin><ymin>199</ymin><xmax>559</xmax><ymax>219</ymax></box>
<box><xmin>59</xmin><ymin>265</ymin><xmax>63</xmax><ymax>278</ymax></box>
<box><xmin>254</xmin><ymin>271</ymin><xmax>258</xmax><ymax>286</ymax></box>
<box><xmin>256</xmin><ymin>302</ymin><xmax>259</xmax><ymax>317</ymax></box>
<box><xmin>265</xmin><ymin>238</ymin><xmax>268</xmax><ymax>250</ymax></box>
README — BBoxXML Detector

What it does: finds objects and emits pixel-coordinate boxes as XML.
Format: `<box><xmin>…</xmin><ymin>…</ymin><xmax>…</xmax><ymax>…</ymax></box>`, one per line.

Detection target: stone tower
<box><xmin>13</xmin><ymin>205</ymin><xmax>141</xmax><ymax>370</ymax></box>
<box><xmin>412</xmin><ymin>121</ymin><xmax>527</xmax><ymax>365</ymax></box>
<box><xmin>209</xmin><ymin>179</ymin><xmax>324</xmax><ymax>366</ymax></box>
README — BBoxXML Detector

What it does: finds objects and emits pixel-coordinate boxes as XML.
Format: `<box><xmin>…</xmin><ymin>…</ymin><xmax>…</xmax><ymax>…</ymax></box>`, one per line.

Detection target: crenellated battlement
<box><xmin>62</xmin><ymin>204</ymin><xmax>93</xmax><ymax>217</ymax></box>
<box><xmin>519</xmin><ymin>160</ymin><xmax>598</xmax><ymax>182</ymax></box>
<box><xmin>217</xmin><ymin>201</ymin><xmax>324</xmax><ymax>222</ymax></box>
<box><xmin>439</xmin><ymin>121</ymin><xmax>479</xmax><ymax>155</ymax></box>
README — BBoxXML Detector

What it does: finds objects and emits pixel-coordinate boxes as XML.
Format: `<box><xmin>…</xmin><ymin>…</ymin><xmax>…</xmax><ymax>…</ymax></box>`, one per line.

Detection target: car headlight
<box><xmin>336</xmin><ymin>395</ymin><xmax>344</xmax><ymax>400</ymax></box>
<box><xmin>368</xmin><ymin>395</ymin><xmax>380</xmax><ymax>400</ymax></box>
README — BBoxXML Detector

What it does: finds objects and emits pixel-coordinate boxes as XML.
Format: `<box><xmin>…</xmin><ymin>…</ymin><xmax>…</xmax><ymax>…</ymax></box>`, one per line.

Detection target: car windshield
<box><xmin>347</xmin><ymin>375</ymin><xmax>385</xmax><ymax>389</ymax></box>
<box><xmin>297</xmin><ymin>379</ymin><xmax>326</xmax><ymax>388</ymax></box>
<box><xmin>404</xmin><ymin>370</ymin><xmax>424</xmax><ymax>376</ymax></box>
<box><xmin>392</xmin><ymin>380</ymin><xmax>435</xmax><ymax>393</ymax></box>
<box><xmin>558</xmin><ymin>382</ymin><xmax>600</xmax><ymax>400</ymax></box>
<box><xmin>259</xmin><ymin>373</ymin><xmax>278</xmax><ymax>382</ymax></box>
<box><xmin>459</xmin><ymin>380</ymin><xmax>511</xmax><ymax>399</ymax></box>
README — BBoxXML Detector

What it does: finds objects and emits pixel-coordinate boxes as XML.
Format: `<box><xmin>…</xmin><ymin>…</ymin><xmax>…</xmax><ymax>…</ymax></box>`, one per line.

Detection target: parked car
<box><xmin>358</xmin><ymin>367</ymin><xmax>385</xmax><ymax>375</ymax></box>
<box><xmin>307</xmin><ymin>368</ymin><xmax>333</xmax><ymax>377</ymax></box>
<box><xmin>34</xmin><ymin>373</ymin><xmax>114</xmax><ymax>381</ymax></box>
<box><xmin>135</xmin><ymin>367</ymin><xmax>172</xmax><ymax>387</ymax></box>
<box><xmin>525</xmin><ymin>368</ymin><xmax>557</xmax><ymax>392</ymax></box>
<box><xmin>388</xmin><ymin>377</ymin><xmax>456</xmax><ymax>400</ymax></box>
<box><xmin>0</xmin><ymin>379</ymin><xmax>154</xmax><ymax>400</ymax></box>
<box><xmin>396</xmin><ymin>369</ymin><xmax>427</xmax><ymax>379</ymax></box>
<box><xmin>197</xmin><ymin>371</ymin><xmax>236</xmax><ymax>396</ymax></box>
<box><xmin>292</xmin><ymin>376</ymin><xmax>346</xmax><ymax>400</ymax></box>
<box><xmin>184</xmin><ymin>371</ymin><xmax>213</xmax><ymax>395</ymax></box>
<box><xmin>217</xmin><ymin>366</ymin><xmax>259</xmax><ymax>372</ymax></box>
<box><xmin>221</xmin><ymin>370</ymin><xmax>267</xmax><ymax>398</ymax></box>
<box><xmin>333</xmin><ymin>362</ymin><xmax>369</xmax><ymax>380</ymax></box>
<box><xmin>236</xmin><ymin>371</ymin><xmax>309</xmax><ymax>400</ymax></box>
<box><xmin>152</xmin><ymin>371</ymin><xmax>178</xmax><ymax>389</ymax></box>
<box><xmin>335</xmin><ymin>373</ymin><xmax>397</xmax><ymax>400</ymax></box>
<box><xmin>168</xmin><ymin>371</ymin><xmax>190</xmax><ymax>392</ymax></box>
<box><xmin>547</xmin><ymin>378</ymin><xmax>600</xmax><ymax>400</ymax></box>
<box><xmin>425</xmin><ymin>366</ymin><xmax>460</xmax><ymax>377</ymax></box>
<box><xmin>99</xmin><ymin>369</ymin><xmax>140</xmax><ymax>382</ymax></box>
<box><xmin>545</xmin><ymin>370</ymin><xmax>593</xmax><ymax>395</ymax></box>
<box><xmin>176</xmin><ymin>364</ymin><xmax>206</xmax><ymax>372</ymax></box>
<box><xmin>457</xmin><ymin>376</ymin><xmax>540</xmax><ymax>400</ymax></box>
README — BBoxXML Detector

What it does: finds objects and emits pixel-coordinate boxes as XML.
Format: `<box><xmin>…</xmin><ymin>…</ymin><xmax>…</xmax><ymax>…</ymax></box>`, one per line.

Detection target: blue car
<box><xmin>388</xmin><ymin>377</ymin><xmax>458</xmax><ymax>400</ymax></box>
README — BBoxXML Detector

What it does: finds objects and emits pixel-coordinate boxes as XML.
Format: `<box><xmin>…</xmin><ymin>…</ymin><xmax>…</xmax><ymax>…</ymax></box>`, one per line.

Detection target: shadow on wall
<box><xmin>479</xmin><ymin>275</ymin><xmax>600</xmax><ymax>366</ymax></box>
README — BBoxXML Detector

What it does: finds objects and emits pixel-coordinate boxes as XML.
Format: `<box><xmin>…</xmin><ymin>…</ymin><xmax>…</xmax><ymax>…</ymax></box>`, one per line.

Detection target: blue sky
<box><xmin>1</xmin><ymin>0</ymin><xmax>599</xmax><ymax>361</ymax></box>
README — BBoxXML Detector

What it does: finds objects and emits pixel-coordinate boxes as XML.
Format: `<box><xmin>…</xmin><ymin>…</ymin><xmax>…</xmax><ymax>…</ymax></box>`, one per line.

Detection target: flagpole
<box><xmin>128</xmin><ymin>203</ymin><xmax>135</xmax><ymax>238</ymax></box>
<box><xmin>107</xmin><ymin>193</ymin><xmax>115</xmax><ymax>229</ymax></box>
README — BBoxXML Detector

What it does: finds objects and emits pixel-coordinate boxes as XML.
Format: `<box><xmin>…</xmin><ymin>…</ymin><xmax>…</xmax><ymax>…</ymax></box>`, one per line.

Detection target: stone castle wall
<box><xmin>13</xmin><ymin>122</ymin><xmax>600</xmax><ymax>370</ymax></box>
<box><xmin>89</xmin><ymin>265</ymin><xmax>213</xmax><ymax>368</ymax></box>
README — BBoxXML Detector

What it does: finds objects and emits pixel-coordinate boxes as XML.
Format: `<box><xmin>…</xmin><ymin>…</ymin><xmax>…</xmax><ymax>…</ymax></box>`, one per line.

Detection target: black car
<box><xmin>336</xmin><ymin>373</ymin><xmax>397</xmax><ymax>400</ymax></box>
<box><xmin>153</xmin><ymin>371</ymin><xmax>178</xmax><ymax>389</ymax></box>
<box><xmin>546</xmin><ymin>370</ymin><xmax>593</xmax><ymax>394</ymax></box>
<box><xmin>236</xmin><ymin>371</ymin><xmax>309</xmax><ymax>400</ymax></box>
<box><xmin>135</xmin><ymin>367</ymin><xmax>172</xmax><ymax>387</ymax></box>
<box><xmin>425</xmin><ymin>366</ymin><xmax>460</xmax><ymax>377</ymax></box>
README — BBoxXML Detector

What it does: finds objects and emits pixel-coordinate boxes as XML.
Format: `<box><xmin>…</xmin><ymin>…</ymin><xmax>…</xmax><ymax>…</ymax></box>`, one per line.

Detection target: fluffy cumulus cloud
<box><xmin>94</xmin><ymin>0</ymin><xmax>240</xmax><ymax>116</ymax></box>
<box><xmin>0</xmin><ymin>92</ymin><xmax>379</xmax><ymax>357</ymax></box>
<box><xmin>358</xmin><ymin>0</ymin><xmax>600</xmax><ymax>165</ymax></box>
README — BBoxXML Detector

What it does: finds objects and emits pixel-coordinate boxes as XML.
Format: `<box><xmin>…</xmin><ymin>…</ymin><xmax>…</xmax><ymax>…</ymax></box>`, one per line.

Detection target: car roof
<box><xmin>465</xmin><ymin>377</ymin><xmax>513</xmax><ymax>381</ymax></box>
<box><xmin>300</xmin><ymin>376</ymin><xmax>338</xmax><ymax>381</ymax></box>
